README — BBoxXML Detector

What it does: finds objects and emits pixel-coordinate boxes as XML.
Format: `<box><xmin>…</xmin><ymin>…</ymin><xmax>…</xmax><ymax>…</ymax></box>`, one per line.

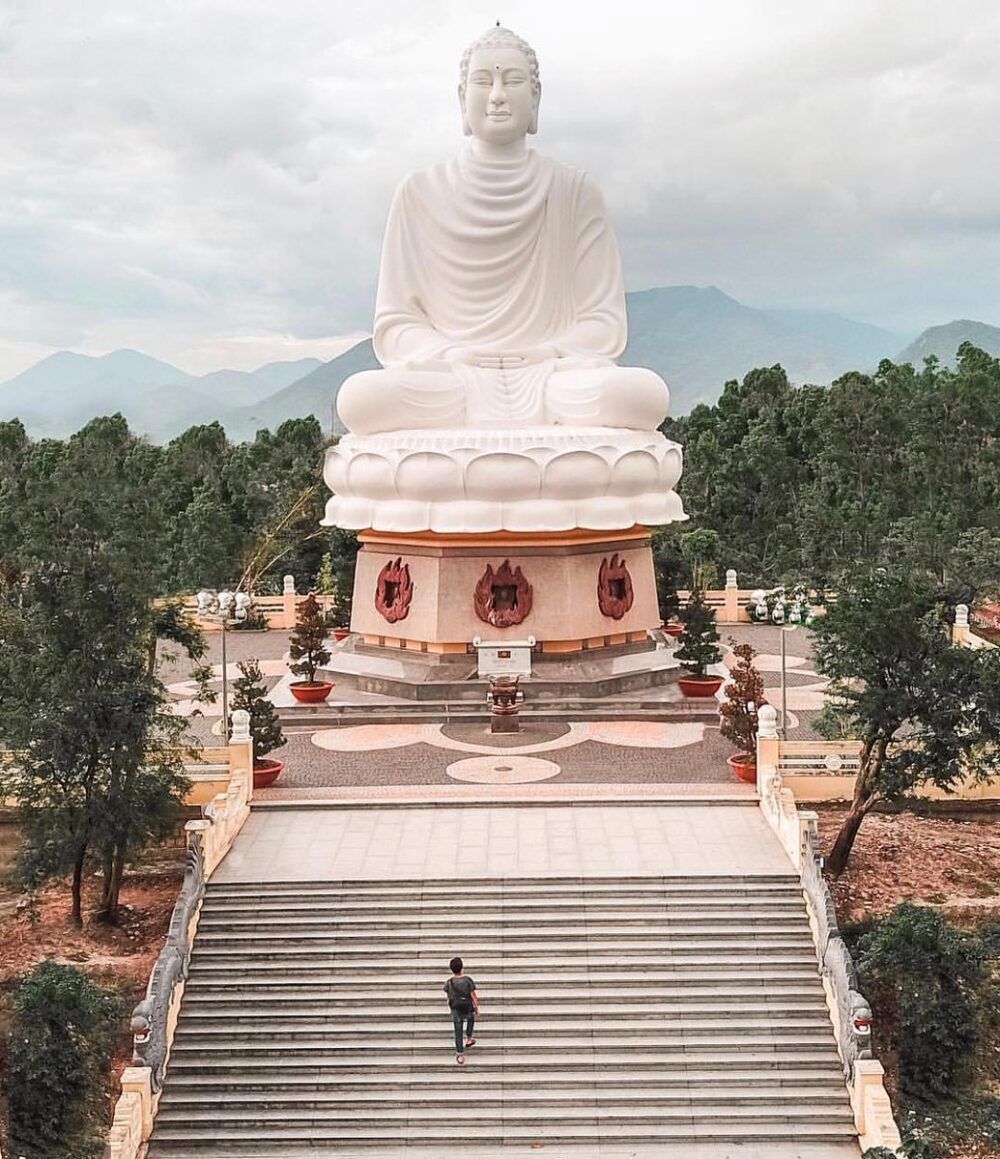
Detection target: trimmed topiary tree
<box><xmin>289</xmin><ymin>593</ymin><xmax>332</xmax><ymax>686</ymax></box>
<box><xmin>230</xmin><ymin>658</ymin><xmax>286</xmax><ymax>764</ymax></box>
<box><xmin>719</xmin><ymin>641</ymin><xmax>766</xmax><ymax>761</ymax></box>
<box><xmin>7</xmin><ymin>960</ymin><xmax>123</xmax><ymax>1159</ymax></box>
<box><xmin>675</xmin><ymin>588</ymin><xmax>722</xmax><ymax>677</ymax></box>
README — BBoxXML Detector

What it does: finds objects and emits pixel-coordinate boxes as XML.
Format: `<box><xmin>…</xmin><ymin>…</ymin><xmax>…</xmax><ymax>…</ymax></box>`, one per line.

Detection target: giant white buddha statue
<box><xmin>323</xmin><ymin>25</ymin><xmax>684</xmax><ymax>535</ymax></box>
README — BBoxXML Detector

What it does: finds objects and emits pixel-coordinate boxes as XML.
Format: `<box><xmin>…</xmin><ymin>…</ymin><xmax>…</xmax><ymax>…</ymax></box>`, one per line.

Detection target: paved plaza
<box><xmin>164</xmin><ymin>624</ymin><xmax>831</xmax><ymax>791</ymax></box>
<box><xmin>214</xmin><ymin>801</ymin><xmax>793</xmax><ymax>882</ymax></box>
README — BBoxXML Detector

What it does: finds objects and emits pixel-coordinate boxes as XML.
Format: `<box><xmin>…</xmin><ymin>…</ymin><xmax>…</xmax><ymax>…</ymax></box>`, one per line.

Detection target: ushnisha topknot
<box><xmin>458</xmin><ymin>25</ymin><xmax>541</xmax><ymax>103</ymax></box>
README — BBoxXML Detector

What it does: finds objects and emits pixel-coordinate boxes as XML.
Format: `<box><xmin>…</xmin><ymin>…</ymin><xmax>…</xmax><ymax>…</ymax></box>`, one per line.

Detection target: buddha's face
<box><xmin>463</xmin><ymin>46</ymin><xmax>537</xmax><ymax>143</ymax></box>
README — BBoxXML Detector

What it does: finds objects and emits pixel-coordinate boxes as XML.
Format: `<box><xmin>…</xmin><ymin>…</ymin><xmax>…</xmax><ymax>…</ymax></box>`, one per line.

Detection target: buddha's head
<box><xmin>459</xmin><ymin>26</ymin><xmax>540</xmax><ymax>143</ymax></box>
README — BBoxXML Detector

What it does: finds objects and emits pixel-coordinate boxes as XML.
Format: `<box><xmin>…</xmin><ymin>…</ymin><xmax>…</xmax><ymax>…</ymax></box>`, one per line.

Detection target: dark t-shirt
<box><xmin>444</xmin><ymin>975</ymin><xmax>476</xmax><ymax>1014</ymax></box>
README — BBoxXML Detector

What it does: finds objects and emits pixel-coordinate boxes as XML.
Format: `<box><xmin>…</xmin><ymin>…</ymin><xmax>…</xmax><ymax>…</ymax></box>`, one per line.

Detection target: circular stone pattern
<box><xmin>439</xmin><ymin>722</ymin><xmax>572</xmax><ymax>748</ymax></box>
<box><xmin>445</xmin><ymin>755</ymin><xmax>562</xmax><ymax>784</ymax></box>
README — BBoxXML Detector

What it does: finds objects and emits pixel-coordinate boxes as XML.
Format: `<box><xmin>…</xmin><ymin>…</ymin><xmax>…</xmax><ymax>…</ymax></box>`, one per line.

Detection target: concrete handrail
<box><xmin>130</xmin><ymin>829</ymin><xmax>205</xmax><ymax>1091</ymax></box>
<box><xmin>106</xmin><ymin>715</ymin><xmax>254</xmax><ymax>1158</ymax></box>
<box><xmin>800</xmin><ymin>821</ymin><xmax>873</xmax><ymax>1078</ymax></box>
<box><xmin>756</xmin><ymin>712</ymin><xmax>901</xmax><ymax>1153</ymax></box>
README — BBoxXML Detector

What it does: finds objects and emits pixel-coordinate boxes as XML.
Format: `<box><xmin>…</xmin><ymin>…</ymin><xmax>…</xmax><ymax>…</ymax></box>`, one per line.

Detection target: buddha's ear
<box><xmin>528</xmin><ymin>88</ymin><xmax>541</xmax><ymax>135</ymax></box>
<box><xmin>458</xmin><ymin>85</ymin><xmax>472</xmax><ymax>136</ymax></box>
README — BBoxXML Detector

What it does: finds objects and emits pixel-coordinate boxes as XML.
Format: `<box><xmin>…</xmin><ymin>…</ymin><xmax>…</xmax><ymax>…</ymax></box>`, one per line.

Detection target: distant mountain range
<box><xmin>1</xmin><ymin>286</ymin><xmax>994</xmax><ymax>443</ymax></box>
<box><xmin>896</xmin><ymin>319</ymin><xmax>1000</xmax><ymax>366</ymax></box>
<box><xmin>0</xmin><ymin>350</ymin><xmax>323</xmax><ymax>442</ymax></box>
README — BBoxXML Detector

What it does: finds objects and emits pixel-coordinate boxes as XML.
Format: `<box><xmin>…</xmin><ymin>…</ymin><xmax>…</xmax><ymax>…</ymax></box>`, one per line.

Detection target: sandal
<box><xmin>465</xmin><ymin>1038</ymin><xmax>476</xmax><ymax>1047</ymax></box>
<box><xmin>456</xmin><ymin>1054</ymin><xmax>466</xmax><ymax>1065</ymax></box>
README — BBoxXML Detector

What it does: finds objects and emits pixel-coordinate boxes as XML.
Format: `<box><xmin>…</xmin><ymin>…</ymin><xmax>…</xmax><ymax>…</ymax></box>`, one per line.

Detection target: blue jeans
<box><xmin>452</xmin><ymin>1009</ymin><xmax>475</xmax><ymax>1053</ymax></box>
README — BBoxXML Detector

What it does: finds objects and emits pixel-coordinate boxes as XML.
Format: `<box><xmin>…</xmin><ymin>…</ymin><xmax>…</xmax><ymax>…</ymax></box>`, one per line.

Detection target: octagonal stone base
<box><xmin>351</xmin><ymin>527</ymin><xmax>660</xmax><ymax>655</ymax></box>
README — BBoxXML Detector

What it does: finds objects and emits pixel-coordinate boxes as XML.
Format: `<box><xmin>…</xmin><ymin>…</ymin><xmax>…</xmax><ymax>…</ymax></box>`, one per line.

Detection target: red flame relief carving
<box><xmin>474</xmin><ymin>559</ymin><xmax>533</xmax><ymax>628</ymax></box>
<box><xmin>374</xmin><ymin>557</ymin><xmax>414</xmax><ymax>623</ymax></box>
<box><xmin>598</xmin><ymin>553</ymin><xmax>634</xmax><ymax>620</ymax></box>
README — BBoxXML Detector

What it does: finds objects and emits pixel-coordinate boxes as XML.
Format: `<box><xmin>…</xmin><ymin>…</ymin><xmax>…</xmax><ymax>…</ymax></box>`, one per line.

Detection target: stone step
<box><xmin>180</xmin><ymin>982</ymin><xmax>825</xmax><ymax>1003</ymax></box>
<box><xmin>199</xmin><ymin>899</ymin><xmax>806</xmax><ymax>921</ymax></box>
<box><xmin>196</xmin><ymin>913</ymin><xmax>815</xmax><ymax>931</ymax></box>
<box><xmin>199</xmin><ymin>896</ymin><xmax>805</xmax><ymax>915</ymax></box>
<box><xmin>276</xmin><ymin>704</ymin><xmax>719</xmax><ymax>725</ymax></box>
<box><xmin>158</xmin><ymin>1068</ymin><xmax>846</xmax><ymax>1091</ymax></box>
<box><xmin>169</xmin><ymin>1031</ymin><xmax>839</xmax><ymax>1054</ymax></box>
<box><xmin>187</xmin><ymin>951</ymin><xmax>820</xmax><ymax>971</ymax></box>
<box><xmin>185</xmin><ymin>969</ymin><xmax>822</xmax><ymax>991</ymax></box>
<box><xmin>177</xmin><ymin>1002</ymin><xmax>831</xmax><ymax>1025</ymax></box>
<box><xmin>203</xmin><ymin>883</ymin><xmax>803</xmax><ymax>901</ymax></box>
<box><xmin>164</xmin><ymin>1049</ymin><xmax>844</xmax><ymax>1074</ymax></box>
<box><xmin>155</xmin><ymin>1089</ymin><xmax>853</xmax><ymax>1117</ymax></box>
<box><xmin>154</xmin><ymin>1101</ymin><xmax>855</xmax><ymax>1126</ymax></box>
<box><xmin>191</xmin><ymin>924</ymin><xmax>815</xmax><ymax>943</ymax></box>
<box><xmin>208</xmin><ymin>874</ymin><xmax>799</xmax><ymax>895</ymax></box>
<box><xmin>149</xmin><ymin>1119</ymin><xmax>858</xmax><ymax>1150</ymax></box>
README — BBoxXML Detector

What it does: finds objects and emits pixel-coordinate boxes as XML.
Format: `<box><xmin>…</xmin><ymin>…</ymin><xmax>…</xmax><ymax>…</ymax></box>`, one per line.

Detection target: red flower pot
<box><xmin>290</xmin><ymin>680</ymin><xmax>335</xmax><ymax>704</ymax></box>
<box><xmin>727</xmin><ymin>753</ymin><xmax>758</xmax><ymax>783</ymax></box>
<box><xmin>333</xmin><ymin>628</ymin><xmax>350</xmax><ymax>641</ymax></box>
<box><xmin>252</xmin><ymin>758</ymin><xmax>284</xmax><ymax>790</ymax></box>
<box><xmin>662</xmin><ymin>623</ymin><xmax>685</xmax><ymax>638</ymax></box>
<box><xmin>678</xmin><ymin>674</ymin><xmax>725</xmax><ymax>698</ymax></box>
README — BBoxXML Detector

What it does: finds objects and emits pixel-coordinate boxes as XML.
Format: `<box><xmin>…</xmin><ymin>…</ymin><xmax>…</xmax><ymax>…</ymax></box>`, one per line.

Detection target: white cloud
<box><xmin>0</xmin><ymin>0</ymin><xmax>998</xmax><ymax>379</ymax></box>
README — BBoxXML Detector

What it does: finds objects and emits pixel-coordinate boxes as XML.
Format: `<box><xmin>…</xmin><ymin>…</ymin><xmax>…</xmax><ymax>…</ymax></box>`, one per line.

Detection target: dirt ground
<box><xmin>0</xmin><ymin>842</ymin><xmax>186</xmax><ymax>1137</ymax></box>
<box><xmin>815</xmin><ymin>806</ymin><xmax>1000</xmax><ymax>926</ymax></box>
<box><xmin>816</xmin><ymin>805</ymin><xmax>1000</xmax><ymax>1159</ymax></box>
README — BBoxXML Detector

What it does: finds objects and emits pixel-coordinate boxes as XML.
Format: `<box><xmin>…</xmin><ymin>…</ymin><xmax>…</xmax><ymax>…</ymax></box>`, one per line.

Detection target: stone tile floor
<box><xmin>163</xmin><ymin>624</ymin><xmax>831</xmax><ymax>774</ymax></box>
<box><xmin>214</xmin><ymin>801</ymin><xmax>794</xmax><ymax>883</ymax></box>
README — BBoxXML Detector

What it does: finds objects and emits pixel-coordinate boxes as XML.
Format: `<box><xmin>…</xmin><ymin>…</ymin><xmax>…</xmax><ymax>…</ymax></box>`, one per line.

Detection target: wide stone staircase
<box><xmin>148</xmin><ymin>874</ymin><xmax>858</xmax><ymax>1154</ymax></box>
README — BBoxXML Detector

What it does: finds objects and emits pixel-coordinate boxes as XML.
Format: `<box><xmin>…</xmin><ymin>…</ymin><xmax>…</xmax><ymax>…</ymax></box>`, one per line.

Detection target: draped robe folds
<box><xmin>366</xmin><ymin>148</ymin><xmax>632</xmax><ymax>430</ymax></box>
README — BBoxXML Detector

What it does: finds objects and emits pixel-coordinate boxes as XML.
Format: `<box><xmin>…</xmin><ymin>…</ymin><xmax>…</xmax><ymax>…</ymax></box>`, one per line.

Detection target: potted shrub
<box><xmin>719</xmin><ymin>641</ymin><xmax>767</xmax><ymax>782</ymax></box>
<box><xmin>675</xmin><ymin>588</ymin><xmax>724</xmax><ymax>697</ymax></box>
<box><xmin>657</xmin><ymin>575</ymin><xmax>684</xmax><ymax>637</ymax></box>
<box><xmin>230</xmin><ymin>658</ymin><xmax>287</xmax><ymax>788</ymax></box>
<box><xmin>318</xmin><ymin>551</ymin><xmax>351</xmax><ymax>640</ymax></box>
<box><xmin>330</xmin><ymin>581</ymin><xmax>352</xmax><ymax>641</ymax></box>
<box><xmin>652</xmin><ymin>544</ymin><xmax>685</xmax><ymax>637</ymax></box>
<box><xmin>288</xmin><ymin>593</ymin><xmax>334</xmax><ymax>703</ymax></box>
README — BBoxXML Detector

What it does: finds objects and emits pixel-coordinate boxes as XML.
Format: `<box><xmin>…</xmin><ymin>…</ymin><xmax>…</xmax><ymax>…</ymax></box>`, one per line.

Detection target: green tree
<box><xmin>230</xmin><ymin>659</ymin><xmax>286</xmax><ymax>761</ymax></box>
<box><xmin>855</xmin><ymin>905</ymin><xmax>988</xmax><ymax>1099</ymax></box>
<box><xmin>7</xmin><ymin>961</ymin><xmax>123</xmax><ymax>1158</ymax></box>
<box><xmin>226</xmin><ymin>417</ymin><xmax>330</xmax><ymax>592</ymax></box>
<box><xmin>289</xmin><ymin>593</ymin><xmax>332</xmax><ymax>685</ymax></box>
<box><xmin>325</xmin><ymin>527</ymin><xmax>359</xmax><ymax>627</ymax></box>
<box><xmin>671</xmin><ymin>367</ymin><xmax>821</xmax><ymax>581</ymax></box>
<box><xmin>813</xmin><ymin>570</ymin><xmax>1000</xmax><ymax>874</ymax></box>
<box><xmin>679</xmin><ymin>528</ymin><xmax>721</xmax><ymax>591</ymax></box>
<box><xmin>0</xmin><ymin>417</ymin><xmax>191</xmax><ymax>924</ymax></box>
<box><xmin>675</xmin><ymin>589</ymin><xmax>722</xmax><ymax>677</ymax></box>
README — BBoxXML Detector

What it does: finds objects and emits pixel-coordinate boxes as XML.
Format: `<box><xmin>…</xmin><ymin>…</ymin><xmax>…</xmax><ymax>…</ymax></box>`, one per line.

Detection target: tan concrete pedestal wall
<box><xmin>350</xmin><ymin>528</ymin><xmax>659</xmax><ymax>654</ymax></box>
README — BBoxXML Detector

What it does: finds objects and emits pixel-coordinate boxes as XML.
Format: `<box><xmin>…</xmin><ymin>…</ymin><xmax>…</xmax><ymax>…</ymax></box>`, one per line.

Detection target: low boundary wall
<box><xmin>105</xmin><ymin>714</ymin><xmax>254</xmax><ymax>1158</ymax></box>
<box><xmin>755</xmin><ymin>705</ymin><xmax>903</xmax><ymax>1153</ymax></box>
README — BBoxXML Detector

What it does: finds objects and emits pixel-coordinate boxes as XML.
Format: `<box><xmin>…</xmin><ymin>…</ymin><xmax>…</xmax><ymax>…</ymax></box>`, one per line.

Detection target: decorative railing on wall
<box><xmin>164</xmin><ymin>575</ymin><xmax>338</xmax><ymax>632</ymax></box>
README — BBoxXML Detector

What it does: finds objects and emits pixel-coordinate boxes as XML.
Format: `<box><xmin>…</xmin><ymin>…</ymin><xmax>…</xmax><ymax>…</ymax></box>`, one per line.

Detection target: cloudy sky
<box><xmin>1</xmin><ymin>0</ymin><xmax>998</xmax><ymax>379</ymax></box>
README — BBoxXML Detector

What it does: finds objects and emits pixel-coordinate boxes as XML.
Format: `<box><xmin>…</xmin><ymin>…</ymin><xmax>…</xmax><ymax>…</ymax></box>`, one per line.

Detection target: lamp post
<box><xmin>769</xmin><ymin>594</ymin><xmax>803</xmax><ymax>740</ymax></box>
<box><xmin>196</xmin><ymin>589</ymin><xmax>252</xmax><ymax>740</ymax></box>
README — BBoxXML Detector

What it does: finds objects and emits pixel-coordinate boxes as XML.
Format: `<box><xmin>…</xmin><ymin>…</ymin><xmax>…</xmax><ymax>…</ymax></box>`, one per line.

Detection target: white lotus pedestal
<box><xmin>350</xmin><ymin>527</ymin><xmax>659</xmax><ymax>655</ymax></box>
